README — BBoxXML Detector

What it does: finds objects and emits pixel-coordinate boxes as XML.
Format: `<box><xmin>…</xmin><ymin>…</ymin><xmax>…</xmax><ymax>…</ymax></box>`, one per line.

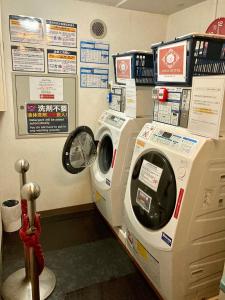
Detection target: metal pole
<box><xmin>2</xmin><ymin>162</ymin><xmax>56</xmax><ymax>300</ymax></box>
<box><xmin>15</xmin><ymin>159</ymin><xmax>30</xmax><ymax>280</ymax></box>
<box><xmin>21</xmin><ymin>182</ymin><xmax>41</xmax><ymax>300</ymax></box>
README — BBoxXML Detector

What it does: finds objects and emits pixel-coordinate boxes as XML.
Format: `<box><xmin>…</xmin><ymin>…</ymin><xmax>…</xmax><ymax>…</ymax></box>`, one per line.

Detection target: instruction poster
<box><xmin>47</xmin><ymin>50</ymin><xmax>77</xmax><ymax>74</ymax></box>
<box><xmin>46</xmin><ymin>20</ymin><xmax>77</xmax><ymax>48</ymax></box>
<box><xmin>11</xmin><ymin>46</ymin><xmax>45</xmax><ymax>72</ymax></box>
<box><xmin>29</xmin><ymin>77</ymin><xmax>63</xmax><ymax>101</ymax></box>
<box><xmin>158</xmin><ymin>41</ymin><xmax>187</xmax><ymax>83</ymax></box>
<box><xmin>80</xmin><ymin>67</ymin><xmax>108</xmax><ymax>88</ymax></box>
<box><xmin>26</xmin><ymin>103</ymin><xmax>68</xmax><ymax>134</ymax></box>
<box><xmin>9</xmin><ymin>15</ymin><xmax>43</xmax><ymax>44</ymax></box>
<box><xmin>80</xmin><ymin>41</ymin><xmax>109</xmax><ymax>64</ymax></box>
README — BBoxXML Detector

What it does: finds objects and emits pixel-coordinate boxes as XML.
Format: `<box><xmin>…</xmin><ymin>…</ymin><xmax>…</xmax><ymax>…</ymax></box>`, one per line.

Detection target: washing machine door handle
<box><xmin>62</xmin><ymin>126</ymin><xmax>98</xmax><ymax>174</ymax></box>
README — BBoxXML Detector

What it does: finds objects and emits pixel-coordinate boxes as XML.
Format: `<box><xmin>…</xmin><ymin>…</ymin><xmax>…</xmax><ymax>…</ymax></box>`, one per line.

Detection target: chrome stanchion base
<box><xmin>1</xmin><ymin>267</ymin><xmax>56</xmax><ymax>300</ymax></box>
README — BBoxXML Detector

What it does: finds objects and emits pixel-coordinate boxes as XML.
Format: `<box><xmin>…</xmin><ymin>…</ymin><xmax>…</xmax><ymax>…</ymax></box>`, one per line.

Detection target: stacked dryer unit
<box><xmin>91</xmin><ymin>51</ymin><xmax>154</xmax><ymax>229</ymax></box>
<box><xmin>123</xmin><ymin>34</ymin><xmax>225</xmax><ymax>300</ymax></box>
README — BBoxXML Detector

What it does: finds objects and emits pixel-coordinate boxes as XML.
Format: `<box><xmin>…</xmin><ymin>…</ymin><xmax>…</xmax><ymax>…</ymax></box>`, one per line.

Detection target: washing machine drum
<box><xmin>98</xmin><ymin>134</ymin><xmax>113</xmax><ymax>174</ymax></box>
<box><xmin>130</xmin><ymin>151</ymin><xmax>177</xmax><ymax>230</ymax></box>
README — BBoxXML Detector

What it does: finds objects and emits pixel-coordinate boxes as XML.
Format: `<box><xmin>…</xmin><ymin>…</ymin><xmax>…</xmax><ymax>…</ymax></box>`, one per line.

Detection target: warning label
<box><xmin>26</xmin><ymin>103</ymin><xmax>68</xmax><ymax>134</ymax></box>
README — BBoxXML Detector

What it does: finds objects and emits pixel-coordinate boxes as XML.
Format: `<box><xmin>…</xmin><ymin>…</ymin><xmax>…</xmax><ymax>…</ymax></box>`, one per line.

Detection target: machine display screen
<box><xmin>162</xmin><ymin>132</ymin><xmax>172</xmax><ymax>139</ymax></box>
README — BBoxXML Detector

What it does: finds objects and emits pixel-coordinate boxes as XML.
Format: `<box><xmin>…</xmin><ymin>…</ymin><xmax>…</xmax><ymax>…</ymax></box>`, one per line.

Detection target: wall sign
<box><xmin>26</xmin><ymin>103</ymin><xmax>68</xmax><ymax>134</ymax></box>
<box><xmin>29</xmin><ymin>77</ymin><xmax>63</xmax><ymax>101</ymax></box>
<box><xmin>115</xmin><ymin>56</ymin><xmax>132</xmax><ymax>84</ymax></box>
<box><xmin>11</xmin><ymin>46</ymin><xmax>45</xmax><ymax>72</ymax></box>
<box><xmin>47</xmin><ymin>49</ymin><xmax>77</xmax><ymax>74</ymax></box>
<box><xmin>80</xmin><ymin>67</ymin><xmax>108</xmax><ymax>88</ymax></box>
<box><xmin>206</xmin><ymin>18</ymin><xmax>225</xmax><ymax>35</ymax></box>
<box><xmin>9</xmin><ymin>15</ymin><xmax>43</xmax><ymax>44</ymax></box>
<box><xmin>157</xmin><ymin>41</ymin><xmax>187</xmax><ymax>83</ymax></box>
<box><xmin>46</xmin><ymin>20</ymin><xmax>77</xmax><ymax>48</ymax></box>
<box><xmin>80</xmin><ymin>41</ymin><xmax>109</xmax><ymax>64</ymax></box>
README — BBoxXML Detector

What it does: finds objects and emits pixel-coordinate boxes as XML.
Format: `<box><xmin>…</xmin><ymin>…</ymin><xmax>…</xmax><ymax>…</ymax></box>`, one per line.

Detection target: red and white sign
<box><xmin>29</xmin><ymin>77</ymin><xmax>63</xmax><ymax>101</ymax></box>
<box><xmin>116</xmin><ymin>56</ymin><xmax>132</xmax><ymax>84</ymax></box>
<box><xmin>206</xmin><ymin>18</ymin><xmax>225</xmax><ymax>35</ymax></box>
<box><xmin>158</xmin><ymin>41</ymin><xmax>187</xmax><ymax>83</ymax></box>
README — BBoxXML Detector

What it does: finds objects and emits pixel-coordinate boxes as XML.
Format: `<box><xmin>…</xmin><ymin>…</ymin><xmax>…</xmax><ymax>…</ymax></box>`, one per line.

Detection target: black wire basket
<box><xmin>151</xmin><ymin>33</ymin><xmax>225</xmax><ymax>86</ymax></box>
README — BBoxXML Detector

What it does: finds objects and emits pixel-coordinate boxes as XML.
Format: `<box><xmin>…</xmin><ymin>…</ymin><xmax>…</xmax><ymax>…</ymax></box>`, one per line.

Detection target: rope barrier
<box><xmin>19</xmin><ymin>212</ymin><xmax>45</xmax><ymax>276</ymax></box>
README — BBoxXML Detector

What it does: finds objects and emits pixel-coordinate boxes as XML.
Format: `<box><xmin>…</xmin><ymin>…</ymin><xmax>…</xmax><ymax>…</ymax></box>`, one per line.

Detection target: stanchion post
<box><xmin>21</xmin><ymin>182</ymin><xmax>41</xmax><ymax>300</ymax></box>
<box><xmin>15</xmin><ymin>159</ymin><xmax>30</xmax><ymax>281</ymax></box>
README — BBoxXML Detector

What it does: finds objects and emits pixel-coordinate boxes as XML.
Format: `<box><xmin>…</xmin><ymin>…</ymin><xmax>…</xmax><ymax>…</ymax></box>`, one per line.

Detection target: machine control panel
<box><xmin>104</xmin><ymin>114</ymin><xmax>126</xmax><ymax>129</ymax></box>
<box><xmin>109</xmin><ymin>84</ymin><xmax>126</xmax><ymax>113</ymax></box>
<box><xmin>152</xmin><ymin>86</ymin><xmax>192</xmax><ymax>128</ymax></box>
<box><xmin>149</xmin><ymin>129</ymin><xmax>198</xmax><ymax>154</ymax></box>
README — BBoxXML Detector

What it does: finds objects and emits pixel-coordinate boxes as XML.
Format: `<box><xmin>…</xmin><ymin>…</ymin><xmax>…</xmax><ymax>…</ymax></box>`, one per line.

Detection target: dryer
<box><xmin>124</xmin><ymin>122</ymin><xmax>225</xmax><ymax>300</ymax></box>
<box><xmin>91</xmin><ymin>110</ymin><xmax>151</xmax><ymax>227</ymax></box>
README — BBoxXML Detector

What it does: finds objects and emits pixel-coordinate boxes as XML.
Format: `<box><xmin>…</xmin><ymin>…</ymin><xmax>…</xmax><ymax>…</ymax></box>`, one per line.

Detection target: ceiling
<box><xmin>78</xmin><ymin>0</ymin><xmax>206</xmax><ymax>15</ymax></box>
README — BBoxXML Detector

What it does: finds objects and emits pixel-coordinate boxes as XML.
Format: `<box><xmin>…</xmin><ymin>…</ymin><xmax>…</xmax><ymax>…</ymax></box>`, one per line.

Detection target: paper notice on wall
<box><xmin>29</xmin><ymin>77</ymin><xmax>63</xmax><ymax>101</ymax></box>
<box><xmin>26</xmin><ymin>103</ymin><xmax>68</xmax><ymax>134</ymax></box>
<box><xmin>139</xmin><ymin>160</ymin><xmax>163</xmax><ymax>192</ymax></box>
<box><xmin>11</xmin><ymin>46</ymin><xmax>45</xmax><ymax>72</ymax></box>
<box><xmin>80</xmin><ymin>41</ymin><xmax>109</xmax><ymax>64</ymax></box>
<box><xmin>80</xmin><ymin>67</ymin><xmax>108</xmax><ymax>88</ymax></box>
<box><xmin>157</xmin><ymin>41</ymin><xmax>187</xmax><ymax>83</ymax></box>
<box><xmin>116</xmin><ymin>56</ymin><xmax>132</xmax><ymax>84</ymax></box>
<box><xmin>188</xmin><ymin>77</ymin><xmax>225</xmax><ymax>139</ymax></box>
<box><xmin>125</xmin><ymin>79</ymin><xmax>136</xmax><ymax>118</ymax></box>
<box><xmin>46</xmin><ymin>20</ymin><xmax>77</xmax><ymax>48</ymax></box>
<box><xmin>9</xmin><ymin>15</ymin><xmax>43</xmax><ymax>44</ymax></box>
<box><xmin>47</xmin><ymin>50</ymin><xmax>77</xmax><ymax>74</ymax></box>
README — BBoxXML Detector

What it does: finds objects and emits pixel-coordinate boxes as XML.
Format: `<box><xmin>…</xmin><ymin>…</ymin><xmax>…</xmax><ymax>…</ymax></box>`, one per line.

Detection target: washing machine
<box><xmin>91</xmin><ymin>109</ymin><xmax>151</xmax><ymax>227</ymax></box>
<box><xmin>124</xmin><ymin>122</ymin><xmax>225</xmax><ymax>300</ymax></box>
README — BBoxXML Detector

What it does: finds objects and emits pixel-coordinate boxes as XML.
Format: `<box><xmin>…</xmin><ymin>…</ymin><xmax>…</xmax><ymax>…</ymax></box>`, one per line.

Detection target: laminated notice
<box><xmin>139</xmin><ymin>160</ymin><xmax>163</xmax><ymax>192</ymax></box>
<box><xmin>46</xmin><ymin>20</ymin><xmax>77</xmax><ymax>48</ymax></box>
<box><xmin>47</xmin><ymin>50</ymin><xmax>77</xmax><ymax>74</ymax></box>
<box><xmin>9</xmin><ymin>15</ymin><xmax>43</xmax><ymax>44</ymax></box>
<box><xmin>11</xmin><ymin>46</ymin><xmax>44</xmax><ymax>72</ymax></box>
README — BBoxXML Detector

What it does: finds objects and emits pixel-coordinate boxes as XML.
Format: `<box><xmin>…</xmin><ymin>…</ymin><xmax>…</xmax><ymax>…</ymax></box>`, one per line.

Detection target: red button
<box><xmin>158</xmin><ymin>88</ymin><xmax>168</xmax><ymax>102</ymax></box>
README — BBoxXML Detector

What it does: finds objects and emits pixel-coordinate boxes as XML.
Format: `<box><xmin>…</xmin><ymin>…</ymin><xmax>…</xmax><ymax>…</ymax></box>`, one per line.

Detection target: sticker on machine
<box><xmin>138</xmin><ymin>124</ymin><xmax>155</xmax><ymax>140</ymax></box>
<box><xmin>139</xmin><ymin>160</ymin><xmax>163</xmax><ymax>192</ymax></box>
<box><xmin>136</xmin><ymin>188</ymin><xmax>152</xmax><ymax>213</ymax></box>
<box><xmin>161</xmin><ymin>232</ymin><xmax>172</xmax><ymax>247</ymax></box>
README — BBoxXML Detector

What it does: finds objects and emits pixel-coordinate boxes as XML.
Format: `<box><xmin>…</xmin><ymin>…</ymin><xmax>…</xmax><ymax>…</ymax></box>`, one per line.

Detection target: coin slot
<box><xmin>221</xmin><ymin>175</ymin><xmax>225</xmax><ymax>182</ymax></box>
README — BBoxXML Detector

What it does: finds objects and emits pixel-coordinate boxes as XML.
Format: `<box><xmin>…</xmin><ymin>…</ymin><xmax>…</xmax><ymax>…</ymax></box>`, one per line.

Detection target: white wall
<box><xmin>167</xmin><ymin>0</ymin><xmax>225</xmax><ymax>40</ymax></box>
<box><xmin>0</xmin><ymin>0</ymin><xmax>168</xmax><ymax>211</ymax></box>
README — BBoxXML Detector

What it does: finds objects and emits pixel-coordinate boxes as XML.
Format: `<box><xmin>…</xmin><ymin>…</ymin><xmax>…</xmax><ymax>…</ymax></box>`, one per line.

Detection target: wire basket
<box><xmin>151</xmin><ymin>33</ymin><xmax>225</xmax><ymax>86</ymax></box>
<box><xmin>113</xmin><ymin>51</ymin><xmax>154</xmax><ymax>86</ymax></box>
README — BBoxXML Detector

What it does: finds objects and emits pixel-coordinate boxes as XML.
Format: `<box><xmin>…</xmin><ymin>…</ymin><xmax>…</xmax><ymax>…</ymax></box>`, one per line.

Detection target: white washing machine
<box><xmin>91</xmin><ymin>110</ymin><xmax>151</xmax><ymax>227</ymax></box>
<box><xmin>124</xmin><ymin>122</ymin><xmax>225</xmax><ymax>300</ymax></box>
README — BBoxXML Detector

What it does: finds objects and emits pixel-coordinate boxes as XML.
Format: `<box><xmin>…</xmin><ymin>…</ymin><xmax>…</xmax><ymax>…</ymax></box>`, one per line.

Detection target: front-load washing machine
<box><xmin>124</xmin><ymin>122</ymin><xmax>225</xmax><ymax>300</ymax></box>
<box><xmin>91</xmin><ymin>110</ymin><xmax>151</xmax><ymax>227</ymax></box>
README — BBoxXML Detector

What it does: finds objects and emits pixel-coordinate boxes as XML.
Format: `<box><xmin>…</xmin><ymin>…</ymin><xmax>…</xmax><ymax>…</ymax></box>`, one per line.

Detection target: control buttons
<box><xmin>177</xmin><ymin>167</ymin><xmax>186</xmax><ymax>179</ymax></box>
<box><xmin>158</xmin><ymin>88</ymin><xmax>168</xmax><ymax>102</ymax></box>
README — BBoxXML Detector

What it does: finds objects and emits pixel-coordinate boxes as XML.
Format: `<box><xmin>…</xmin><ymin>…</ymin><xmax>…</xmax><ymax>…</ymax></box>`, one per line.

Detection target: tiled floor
<box><xmin>2</xmin><ymin>208</ymin><xmax>159</xmax><ymax>300</ymax></box>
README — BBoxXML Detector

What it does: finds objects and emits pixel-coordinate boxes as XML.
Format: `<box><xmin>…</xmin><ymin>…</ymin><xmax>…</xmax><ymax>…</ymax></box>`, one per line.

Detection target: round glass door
<box><xmin>98</xmin><ymin>134</ymin><xmax>113</xmax><ymax>174</ymax></box>
<box><xmin>62</xmin><ymin>126</ymin><xmax>97</xmax><ymax>174</ymax></box>
<box><xmin>130</xmin><ymin>151</ymin><xmax>177</xmax><ymax>230</ymax></box>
